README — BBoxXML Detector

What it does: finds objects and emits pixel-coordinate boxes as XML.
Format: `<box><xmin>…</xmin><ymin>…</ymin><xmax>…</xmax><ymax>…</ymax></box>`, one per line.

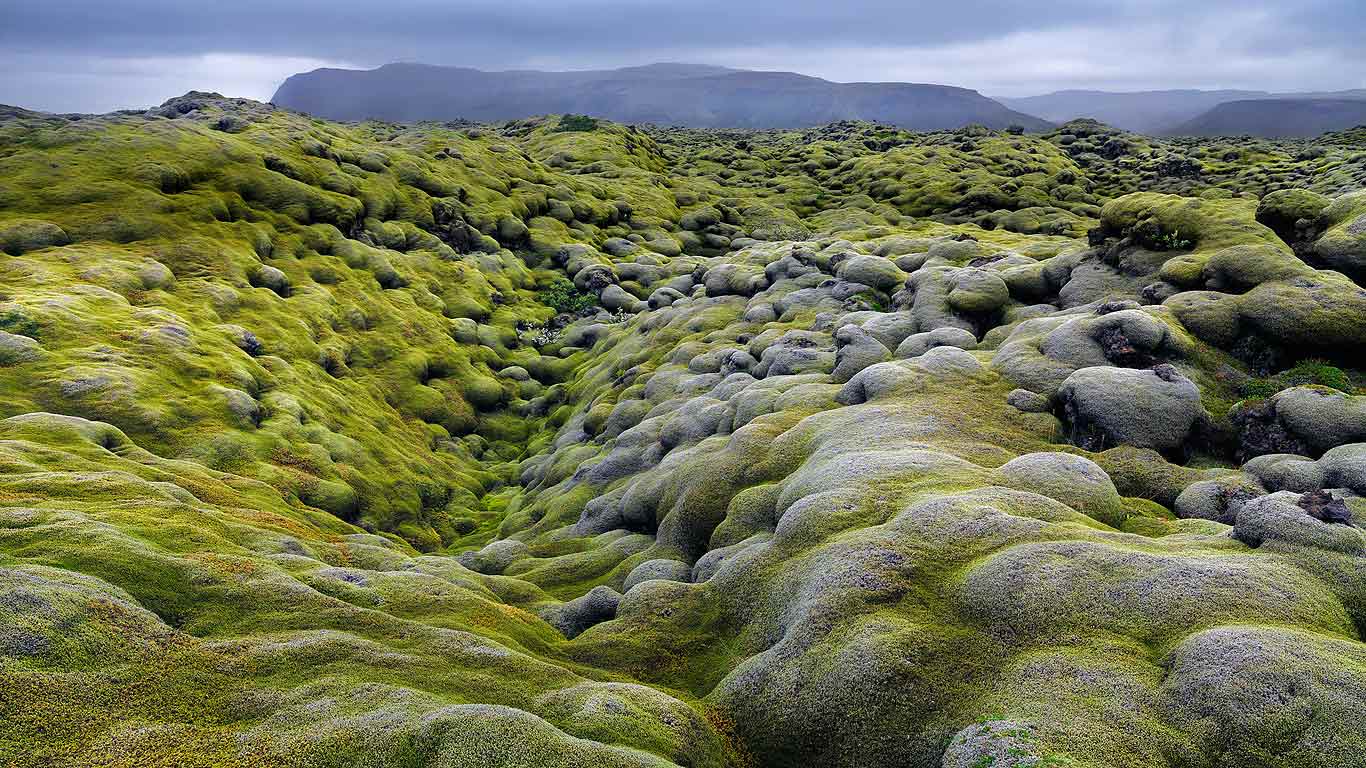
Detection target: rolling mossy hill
<box><xmin>2</xmin><ymin>93</ymin><xmax>1365</xmax><ymax>767</ymax></box>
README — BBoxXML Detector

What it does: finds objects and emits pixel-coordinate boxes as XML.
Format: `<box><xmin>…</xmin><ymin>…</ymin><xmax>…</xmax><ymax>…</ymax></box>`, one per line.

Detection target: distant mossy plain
<box><xmin>1</xmin><ymin>94</ymin><xmax>1365</xmax><ymax>767</ymax></box>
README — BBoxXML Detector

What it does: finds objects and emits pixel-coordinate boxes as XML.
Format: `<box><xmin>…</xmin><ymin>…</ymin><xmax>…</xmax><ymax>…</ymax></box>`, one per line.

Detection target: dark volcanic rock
<box><xmin>1299</xmin><ymin>489</ymin><xmax>1353</xmax><ymax>526</ymax></box>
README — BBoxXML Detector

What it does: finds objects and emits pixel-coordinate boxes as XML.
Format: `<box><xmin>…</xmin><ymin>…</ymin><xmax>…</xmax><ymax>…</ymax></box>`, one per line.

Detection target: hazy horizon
<box><xmin>3</xmin><ymin>0</ymin><xmax>1364</xmax><ymax>113</ymax></box>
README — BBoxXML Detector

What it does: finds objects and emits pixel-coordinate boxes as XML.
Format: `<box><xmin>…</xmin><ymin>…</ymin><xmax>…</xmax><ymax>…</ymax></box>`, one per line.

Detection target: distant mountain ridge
<box><xmin>1169</xmin><ymin>98</ymin><xmax>1366</xmax><ymax>138</ymax></box>
<box><xmin>1001</xmin><ymin>88</ymin><xmax>1366</xmax><ymax>135</ymax></box>
<box><xmin>271</xmin><ymin>62</ymin><xmax>1051</xmax><ymax>131</ymax></box>
<box><xmin>1000</xmin><ymin>90</ymin><xmax>1269</xmax><ymax>134</ymax></box>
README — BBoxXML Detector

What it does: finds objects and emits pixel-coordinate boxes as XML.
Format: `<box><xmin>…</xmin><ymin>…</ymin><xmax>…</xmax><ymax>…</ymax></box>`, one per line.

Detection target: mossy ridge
<box><xmin>2</xmin><ymin>95</ymin><xmax>1366</xmax><ymax>766</ymax></box>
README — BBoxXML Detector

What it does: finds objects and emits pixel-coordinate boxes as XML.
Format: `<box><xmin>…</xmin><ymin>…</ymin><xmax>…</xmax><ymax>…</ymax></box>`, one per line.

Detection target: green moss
<box><xmin>2</xmin><ymin>94</ymin><xmax>1366</xmax><ymax>768</ymax></box>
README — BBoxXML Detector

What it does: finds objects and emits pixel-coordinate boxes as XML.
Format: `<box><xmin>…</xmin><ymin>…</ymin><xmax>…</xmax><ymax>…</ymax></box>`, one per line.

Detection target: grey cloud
<box><xmin>0</xmin><ymin>0</ymin><xmax>1362</xmax><ymax>112</ymax></box>
<box><xmin>2</xmin><ymin>1</ymin><xmax>1115</xmax><ymax>61</ymax></box>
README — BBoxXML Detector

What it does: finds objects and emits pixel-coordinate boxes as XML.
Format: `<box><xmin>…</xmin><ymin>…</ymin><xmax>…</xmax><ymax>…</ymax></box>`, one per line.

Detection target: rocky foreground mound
<box><xmin>1</xmin><ymin>94</ymin><xmax>1365</xmax><ymax>767</ymax></box>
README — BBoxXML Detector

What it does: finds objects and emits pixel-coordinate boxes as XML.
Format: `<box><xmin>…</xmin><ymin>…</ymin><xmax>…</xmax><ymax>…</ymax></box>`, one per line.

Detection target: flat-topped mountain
<box><xmin>272</xmin><ymin>62</ymin><xmax>1052</xmax><ymax>131</ymax></box>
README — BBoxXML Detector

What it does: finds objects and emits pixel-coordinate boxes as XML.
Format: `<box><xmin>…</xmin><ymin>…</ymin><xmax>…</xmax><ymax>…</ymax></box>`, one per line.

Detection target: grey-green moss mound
<box><xmin>1</xmin><ymin>94</ymin><xmax>1364</xmax><ymax>768</ymax></box>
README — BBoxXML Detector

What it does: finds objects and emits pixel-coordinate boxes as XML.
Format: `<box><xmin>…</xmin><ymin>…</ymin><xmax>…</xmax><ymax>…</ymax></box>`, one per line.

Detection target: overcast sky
<box><xmin>2</xmin><ymin>1</ymin><xmax>1363</xmax><ymax>113</ymax></box>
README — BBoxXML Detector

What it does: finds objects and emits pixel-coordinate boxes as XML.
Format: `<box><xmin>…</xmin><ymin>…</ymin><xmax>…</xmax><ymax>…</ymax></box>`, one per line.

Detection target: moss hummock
<box><xmin>1</xmin><ymin>95</ymin><xmax>1364</xmax><ymax>767</ymax></box>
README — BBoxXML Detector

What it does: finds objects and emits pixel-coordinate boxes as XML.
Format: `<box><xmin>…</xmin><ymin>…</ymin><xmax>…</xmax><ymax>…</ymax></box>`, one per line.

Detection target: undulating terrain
<box><xmin>2</xmin><ymin>94</ymin><xmax>1366</xmax><ymax>767</ymax></box>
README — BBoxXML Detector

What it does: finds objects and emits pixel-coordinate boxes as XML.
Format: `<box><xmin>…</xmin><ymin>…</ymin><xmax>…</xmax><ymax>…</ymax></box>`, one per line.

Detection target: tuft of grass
<box><xmin>1151</xmin><ymin>228</ymin><xmax>1195</xmax><ymax>251</ymax></box>
<box><xmin>1285</xmin><ymin>358</ymin><xmax>1354</xmax><ymax>392</ymax></box>
<box><xmin>539</xmin><ymin>278</ymin><xmax>597</xmax><ymax>314</ymax></box>
<box><xmin>0</xmin><ymin>309</ymin><xmax>40</xmax><ymax>339</ymax></box>
<box><xmin>554</xmin><ymin>114</ymin><xmax>599</xmax><ymax>133</ymax></box>
<box><xmin>1240</xmin><ymin>358</ymin><xmax>1357</xmax><ymax>400</ymax></box>
<box><xmin>1134</xmin><ymin>223</ymin><xmax>1196</xmax><ymax>251</ymax></box>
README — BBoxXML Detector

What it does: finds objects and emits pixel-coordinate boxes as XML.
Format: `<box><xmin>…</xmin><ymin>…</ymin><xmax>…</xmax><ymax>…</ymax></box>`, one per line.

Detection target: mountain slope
<box><xmin>1000</xmin><ymin>89</ymin><xmax>1269</xmax><ymax>134</ymax></box>
<box><xmin>1169</xmin><ymin>98</ymin><xmax>1366</xmax><ymax>137</ymax></box>
<box><xmin>272</xmin><ymin>62</ymin><xmax>1052</xmax><ymax>131</ymax></box>
<box><xmin>1002</xmin><ymin>88</ymin><xmax>1366</xmax><ymax>135</ymax></box>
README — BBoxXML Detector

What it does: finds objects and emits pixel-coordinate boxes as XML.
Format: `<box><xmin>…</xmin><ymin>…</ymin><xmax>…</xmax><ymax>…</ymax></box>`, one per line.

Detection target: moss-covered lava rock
<box><xmin>1</xmin><ymin>94</ymin><xmax>1364</xmax><ymax>768</ymax></box>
